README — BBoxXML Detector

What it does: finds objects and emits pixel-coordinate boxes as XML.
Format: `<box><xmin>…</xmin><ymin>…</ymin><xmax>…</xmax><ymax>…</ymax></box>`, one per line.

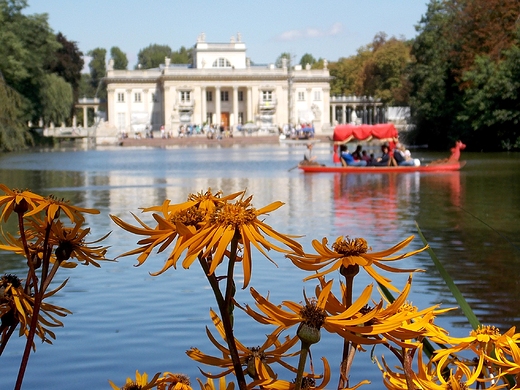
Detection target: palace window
<box><xmin>298</xmin><ymin>92</ymin><xmax>305</xmax><ymax>101</ymax></box>
<box><xmin>151</xmin><ymin>93</ymin><xmax>158</xmax><ymax>102</ymax></box>
<box><xmin>221</xmin><ymin>91</ymin><xmax>229</xmax><ymax>101</ymax></box>
<box><xmin>206</xmin><ymin>112</ymin><xmax>213</xmax><ymax>124</ymax></box>
<box><xmin>262</xmin><ymin>91</ymin><xmax>273</xmax><ymax>101</ymax></box>
<box><xmin>180</xmin><ymin>91</ymin><xmax>191</xmax><ymax>102</ymax></box>
<box><xmin>206</xmin><ymin>91</ymin><xmax>212</xmax><ymax>102</ymax></box>
<box><xmin>134</xmin><ymin>92</ymin><xmax>141</xmax><ymax>102</ymax></box>
<box><xmin>313</xmin><ymin>91</ymin><xmax>321</xmax><ymax>101</ymax></box>
<box><xmin>117</xmin><ymin>93</ymin><xmax>125</xmax><ymax>102</ymax></box>
<box><xmin>238</xmin><ymin>112</ymin><xmax>244</xmax><ymax>124</ymax></box>
<box><xmin>238</xmin><ymin>91</ymin><xmax>244</xmax><ymax>101</ymax></box>
<box><xmin>212</xmin><ymin>58</ymin><xmax>231</xmax><ymax>68</ymax></box>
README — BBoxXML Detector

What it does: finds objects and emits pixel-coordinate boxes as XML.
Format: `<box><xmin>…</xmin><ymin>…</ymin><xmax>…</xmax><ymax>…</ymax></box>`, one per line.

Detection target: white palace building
<box><xmin>104</xmin><ymin>33</ymin><xmax>334</xmax><ymax>135</ymax></box>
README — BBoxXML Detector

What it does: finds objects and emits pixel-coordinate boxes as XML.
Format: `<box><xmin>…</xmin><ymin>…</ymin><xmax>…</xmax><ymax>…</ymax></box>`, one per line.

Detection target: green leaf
<box><xmin>415</xmin><ymin>222</ymin><xmax>481</xmax><ymax>330</ymax></box>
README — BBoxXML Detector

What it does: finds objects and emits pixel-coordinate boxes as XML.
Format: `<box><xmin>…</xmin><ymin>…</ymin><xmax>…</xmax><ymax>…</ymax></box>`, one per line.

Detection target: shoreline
<box><xmin>118</xmin><ymin>134</ymin><xmax>331</xmax><ymax>147</ymax></box>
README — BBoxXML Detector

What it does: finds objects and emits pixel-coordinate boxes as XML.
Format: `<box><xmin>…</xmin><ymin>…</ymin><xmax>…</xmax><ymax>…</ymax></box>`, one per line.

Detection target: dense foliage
<box><xmin>408</xmin><ymin>0</ymin><xmax>520</xmax><ymax>150</ymax></box>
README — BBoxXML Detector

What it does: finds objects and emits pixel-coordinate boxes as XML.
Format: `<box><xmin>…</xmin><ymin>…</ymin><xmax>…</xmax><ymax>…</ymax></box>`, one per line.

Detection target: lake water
<box><xmin>0</xmin><ymin>142</ymin><xmax>519</xmax><ymax>389</ymax></box>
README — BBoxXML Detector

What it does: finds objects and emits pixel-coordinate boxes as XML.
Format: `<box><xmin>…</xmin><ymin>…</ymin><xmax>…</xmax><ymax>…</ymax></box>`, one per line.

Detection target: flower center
<box><xmin>299</xmin><ymin>300</ymin><xmax>326</xmax><ymax>330</ymax></box>
<box><xmin>211</xmin><ymin>202</ymin><xmax>257</xmax><ymax>228</ymax></box>
<box><xmin>170</xmin><ymin>207</ymin><xmax>206</xmax><ymax>227</ymax></box>
<box><xmin>470</xmin><ymin>325</ymin><xmax>500</xmax><ymax>338</ymax></box>
<box><xmin>332</xmin><ymin>237</ymin><xmax>370</xmax><ymax>256</ymax></box>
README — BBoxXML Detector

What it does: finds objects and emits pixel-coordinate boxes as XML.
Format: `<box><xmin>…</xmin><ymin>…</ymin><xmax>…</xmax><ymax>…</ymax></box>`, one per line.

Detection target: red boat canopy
<box><xmin>333</xmin><ymin>123</ymin><xmax>398</xmax><ymax>143</ymax></box>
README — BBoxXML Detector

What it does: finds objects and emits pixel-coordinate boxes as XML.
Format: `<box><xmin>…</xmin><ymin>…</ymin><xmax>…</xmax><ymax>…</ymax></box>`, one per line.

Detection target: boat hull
<box><xmin>298</xmin><ymin>161</ymin><xmax>466</xmax><ymax>173</ymax></box>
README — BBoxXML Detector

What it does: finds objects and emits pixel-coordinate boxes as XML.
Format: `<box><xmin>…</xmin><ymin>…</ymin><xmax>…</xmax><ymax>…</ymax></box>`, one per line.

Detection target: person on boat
<box><xmin>393</xmin><ymin>143</ymin><xmax>415</xmax><ymax>166</ymax></box>
<box><xmin>352</xmin><ymin>145</ymin><xmax>363</xmax><ymax>160</ymax></box>
<box><xmin>361</xmin><ymin>150</ymin><xmax>372</xmax><ymax>165</ymax></box>
<box><xmin>304</xmin><ymin>143</ymin><xmax>316</xmax><ymax>162</ymax></box>
<box><xmin>373</xmin><ymin>144</ymin><xmax>394</xmax><ymax>166</ymax></box>
<box><xmin>339</xmin><ymin>145</ymin><xmax>367</xmax><ymax>166</ymax></box>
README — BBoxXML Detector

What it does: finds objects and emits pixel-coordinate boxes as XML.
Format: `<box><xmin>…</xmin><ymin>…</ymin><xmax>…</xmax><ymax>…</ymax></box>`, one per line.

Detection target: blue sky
<box><xmin>26</xmin><ymin>0</ymin><xmax>429</xmax><ymax>69</ymax></box>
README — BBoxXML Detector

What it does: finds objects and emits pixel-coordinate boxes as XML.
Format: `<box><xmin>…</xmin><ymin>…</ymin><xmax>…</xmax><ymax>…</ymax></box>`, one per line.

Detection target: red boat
<box><xmin>299</xmin><ymin>124</ymin><xmax>466</xmax><ymax>173</ymax></box>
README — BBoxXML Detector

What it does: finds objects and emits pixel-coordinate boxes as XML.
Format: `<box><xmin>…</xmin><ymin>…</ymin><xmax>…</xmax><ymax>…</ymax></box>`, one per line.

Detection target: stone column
<box><xmin>215</xmin><ymin>86</ymin><xmax>221</xmax><ymax>125</ymax></box>
<box><xmin>246</xmin><ymin>87</ymin><xmax>252</xmax><ymax>122</ymax></box>
<box><xmin>83</xmin><ymin>106</ymin><xmax>87</xmax><ymax>127</ymax></box>
<box><xmin>232</xmin><ymin>86</ymin><xmax>238</xmax><ymax>127</ymax></box>
<box><xmin>341</xmin><ymin>104</ymin><xmax>346</xmax><ymax>124</ymax></box>
<box><xmin>126</xmin><ymin>89</ymin><xmax>132</xmax><ymax>133</ymax></box>
<box><xmin>201</xmin><ymin>86</ymin><xmax>207</xmax><ymax>124</ymax></box>
<box><xmin>144</xmin><ymin>89</ymin><xmax>149</xmax><ymax>119</ymax></box>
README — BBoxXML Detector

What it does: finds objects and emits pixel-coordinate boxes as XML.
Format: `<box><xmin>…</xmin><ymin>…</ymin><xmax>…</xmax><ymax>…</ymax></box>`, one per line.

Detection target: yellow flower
<box><xmin>175</xmin><ymin>193</ymin><xmax>303</xmax><ymax>288</ymax></box>
<box><xmin>24</xmin><ymin>194</ymin><xmax>99</xmax><ymax>225</ymax></box>
<box><xmin>239</xmin><ymin>280</ymin><xmax>379</xmax><ymax>343</ymax></box>
<box><xmin>109</xmin><ymin>370</ymin><xmax>162</xmax><ymax>390</ymax></box>
<box><xmin>248</xmin><ymin>357</ymin><xmax>334</xmax><ymax>390</ymax></box>
<box><xmin>46</xmin><ymin>220</ymin><xmax>111</xmax><ymax>267</ymax></box>
<box><xmin>0</xmin><ymin>184</ymin><xmax>44</xmax><ymax>221</ymax></box>
<box><xmin>316</xmin><ymin>275</ymin><xmax>454</xmax><ymax>347</ymax></box>
<box><xmin>196</xmin><ymin>377</ymin><xmax>235</xmax><ymax>390</ymax></box>
<box><xmin>0</xmin><ymin>274</ymin><xmax>71</xmax><ymax>345</ymax></box>
<box><xmin>287</xmin><ymin>235</ymin><xmax>426</xmax><ymax>292</ymax></box>
<box><xmin>110</xmin><ymin>189</ymin><xmax>243</xmax><ymax>274</ymax></box>
<box><xmin>432</xmin><ymin>325</ymin><xmax>514</xmax><ymax>387</ymax></box>
<box><xmin>157</xmin><ymin>372</ymin><xmax>193</xmax><ymax>390</ymax></box>
<box><xmin>187</xmin><ymin>309</ymin><xmax>299</xmax><ymax>379</ymax></box>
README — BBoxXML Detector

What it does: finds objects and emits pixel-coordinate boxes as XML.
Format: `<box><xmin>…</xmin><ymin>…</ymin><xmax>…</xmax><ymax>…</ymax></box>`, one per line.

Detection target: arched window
<box><xmin>212</xmin><ymin>58</ymin><xmax>231</xmax><ymax>68</ymax></box>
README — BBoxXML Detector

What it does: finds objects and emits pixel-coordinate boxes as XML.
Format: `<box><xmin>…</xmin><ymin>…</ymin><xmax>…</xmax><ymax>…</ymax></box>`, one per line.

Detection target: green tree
<box><xmin>47</xmin><ymin>32</ymin><xmax>84</xmax><ymax>115</ymax></box>
<box><xmin>299</xmin><ymin>53</ymin><xmax>316</xmax><ymax>68</ymax></box>
<box><xmin>361</xmin><ymin>34</ymin><xmax>412</xmax><ymax>105</ymax></box>
<box><xmin>110</xmin><ymin>46</ymin><xmax>128</xmax><ymax>70</ymax></box>
<box><xmin>137</xmin><ymin>44</ymin><xmax>172</xmax><ymax>69</ymax></box>
<box><xmin>39</xmin><ymin>73</ymin><xmax>73</xmax><ymax>126</ymax></box>
<box><xmin>459</xmin><ymin>41</ymin><xmax>520</xmax><ymax>150</ymax></box>
<box><xmin>170</xmin><ymin>46</ymin><xmax>192</xmax><ymax>64</ymax></box>
<box><xmin>0</xmin><ymin>73</ymin><xmax>30</xmax><ymax>151</ymax></box>
<box><xmin>407</xmin><ymin>0</ymin><xmax>459</xmax><ymax>149</ymax></box>
<box><xmin>0</xmin><ymin>0</ymin><xmax>61</xmax><ymax>121</ymax></box>
<box><xmin>87</xmin><ymin>48</ymin><xmax>107</xmax><ymax>99</ymax></box>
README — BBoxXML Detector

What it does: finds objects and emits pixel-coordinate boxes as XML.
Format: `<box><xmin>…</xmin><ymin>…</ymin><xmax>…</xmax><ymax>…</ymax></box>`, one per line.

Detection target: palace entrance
<box><xmin>220</xmin><ymin>112</ymin><xmax>230</xmax><ymax>129</ymax></box>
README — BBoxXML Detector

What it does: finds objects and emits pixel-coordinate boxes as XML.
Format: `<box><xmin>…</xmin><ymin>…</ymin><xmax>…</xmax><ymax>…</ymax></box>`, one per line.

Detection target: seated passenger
<box><xmin>393</xmin><ymin>143</ymin><xmax>415</xmax><ymax>166</ymax></box>
<box><xmin>339</xmin><ymin>145</ymin><xmax>367</xmax><ymax>166</ymax></box>
<box><xmin>361</xmin><ymin>150</ymin><xmax>372</xmax><ymax>165</ymax></box>
<box><xmin>352</xmin><ymin>145</ymin><xmax>363</xmax><ymax>161</ymax></box>
<box><xmin>373</xmin><ymin>144</ymin><xmax>393</xmax><ymax>166</ymax></box>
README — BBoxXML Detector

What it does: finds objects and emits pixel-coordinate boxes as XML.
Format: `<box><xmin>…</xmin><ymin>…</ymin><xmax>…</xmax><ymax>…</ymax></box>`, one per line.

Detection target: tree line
<box><xmin>1</xmin><ymin>0</ymin><xmax>519</xmax><ymax>151</ymax></box>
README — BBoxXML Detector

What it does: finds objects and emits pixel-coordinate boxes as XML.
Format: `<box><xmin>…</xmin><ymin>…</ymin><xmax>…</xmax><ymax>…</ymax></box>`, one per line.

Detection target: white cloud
<box><xmin>276</xmin><ymin>23</ymin><xmax>343</xmax><ymax>41</ymax></box>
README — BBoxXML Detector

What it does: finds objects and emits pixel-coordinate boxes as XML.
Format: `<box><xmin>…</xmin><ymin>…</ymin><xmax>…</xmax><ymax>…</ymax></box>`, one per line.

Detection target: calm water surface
<box><xmin>0</xmin><ymin>142</ymin><xmax>519</xmax><ymax>389</ymax></box>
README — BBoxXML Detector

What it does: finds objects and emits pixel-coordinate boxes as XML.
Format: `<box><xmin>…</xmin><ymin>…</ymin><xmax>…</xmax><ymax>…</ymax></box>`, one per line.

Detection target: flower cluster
<box><xmin>2</xmin><ymin>185</ymin><xmax>519</xmax><ymax>389</ymax></box>
<box><xmin>0</xmin><ymin>184</ymin><xmax>110</xmax><ymax>389</ymax></box>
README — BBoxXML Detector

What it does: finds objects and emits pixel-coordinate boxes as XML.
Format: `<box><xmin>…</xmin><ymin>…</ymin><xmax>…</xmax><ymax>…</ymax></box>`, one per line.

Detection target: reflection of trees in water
<box><xmin>333</xmin><ymin>169</ymin><xmax>520</xmax><ymax>331</ymax></box>
<box><xmin>414</xmin><ymin>170</ymin><xmax>520</xmax><ymax>330</ymax></box>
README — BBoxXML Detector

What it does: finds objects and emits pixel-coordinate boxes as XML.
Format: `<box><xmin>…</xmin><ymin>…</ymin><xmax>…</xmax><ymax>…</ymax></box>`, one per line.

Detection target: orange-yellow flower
<box><xmin>239</xmin><ymin>280</ymin><xmax>380</xmax><ymax>342</ymax></box>
<box><xmin>157</xmin><ymin>372</ymin><xmax>193</xmax><ymax>390</ymax></box>
<box><xmin>0</xmin><ymin>184</ymin><xmax>44</xmax><ymax>221</ymax></box>
<box><xmin>173</xmin><ymin>193</ymin><xmax>303</xmax><ymax>288</ymax></box>
<box><xmin>109</xmin><ymin>370</ymin><xmax>162</xmax><ymax>390</ymax></box>
<box><xmin>287</xmin><ymin>235</ymin><xmax>426</xmax><ymax>292</ymax></box>
<box><xmin>187</xmin><ymin>309</ymin><xmax>299</xmax><ymax>379</ymax></box>
<box><xmin>316</xmin><ymin>275</ymin><xmax>454</xmax><ymax>347</ymax></box>
<box><xmin>0</xmin><ymin>274</ymin><xmax>71</xmax><ymax>345</ymax></box>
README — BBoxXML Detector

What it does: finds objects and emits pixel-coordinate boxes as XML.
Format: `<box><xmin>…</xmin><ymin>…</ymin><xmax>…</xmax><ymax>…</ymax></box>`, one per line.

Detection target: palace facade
<box><xmin>104</xmin><ymin>33</ymin><xmax>333</xmax><ymax>135</ymax></box>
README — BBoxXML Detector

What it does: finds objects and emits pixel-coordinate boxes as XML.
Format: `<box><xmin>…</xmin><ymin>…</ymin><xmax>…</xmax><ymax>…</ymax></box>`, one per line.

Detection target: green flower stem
<box><xmin>338</xmin><ymin>265</ymin><xmax>359</xmax><ymax>389</ymax></box>
<box><xmin>17</xmin><ymin>212</ymin><xmax>38</xmax><ymax>295</ymax></box>
<box><xmin>198</xmin><ymin>235</ymin><xmax>247</xmax><ymax>390</ymax></box>
<box><xmin>14</xmin><ymin>285</ymin><xmax>43</xmax><ymax>390</ymax></box>
<box><xmin>294</xmin><ymin>340</ymin><xmax>311</xmax><ymax>390</ymax></box>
